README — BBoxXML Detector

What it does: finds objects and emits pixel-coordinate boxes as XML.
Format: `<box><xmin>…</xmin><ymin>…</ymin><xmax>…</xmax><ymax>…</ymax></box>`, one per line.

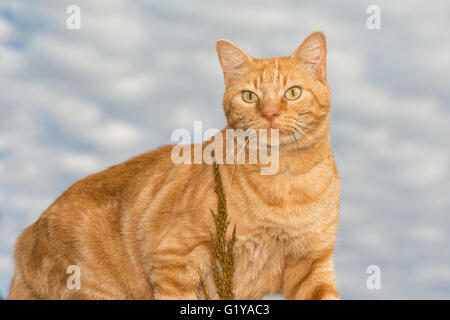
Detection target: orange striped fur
<box><xmin>9</xmin><ymin>31</ymin><xmax>340</xmax><ymax>300</ymax></box>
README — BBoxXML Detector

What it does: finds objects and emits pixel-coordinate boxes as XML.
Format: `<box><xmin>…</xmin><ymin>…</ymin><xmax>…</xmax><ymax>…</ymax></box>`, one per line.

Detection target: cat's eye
<box><xmin>284</xmin><ymin>87</ymin><xmax>302</xmax><ymax>100</ymax></box>
<box><xmin>242</xmin><ymin>91</ymin><xmax>258</xmax><ymax>103</ymax></box>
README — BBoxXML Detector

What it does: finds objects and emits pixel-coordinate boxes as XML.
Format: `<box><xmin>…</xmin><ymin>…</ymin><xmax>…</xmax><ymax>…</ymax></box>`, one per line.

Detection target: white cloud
<box><xmin>60</xmin><ymin>152</ymin><xmax>103</xmax><ymax>175</ymax></box>
<box><xmin>0</xmin><ymin>17</ymin><xmax>12</xmax><ymax>43</ymax></box>
<box><xmin>0</xmin><ymin>256</ymin><xmax>13</xmax><ymax>274</ymax></box>
<box><xmin>111</xmin><ymin>74</ymin><xmax>154</xmax><ymax>99</ymax></box>
<box><xmin>413</xmin><ymin>263</ymin><xmax>450</xmax><ymax>284</ymax></box>
<box><xmin>87</xmin><ymin>119</ymin><xmax>140</xmax><ymax>148</ymax></box>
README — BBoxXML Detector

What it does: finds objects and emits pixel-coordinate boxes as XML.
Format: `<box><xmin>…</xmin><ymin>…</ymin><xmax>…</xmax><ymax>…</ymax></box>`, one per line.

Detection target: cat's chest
<box><xmin>233</xmin><ymin>158</ymin><xmax>337</xmax><ymax>211</ymax></box>
<box><xmin>224</xmin><ymin>158</ymin><xmax>339</xmax><ymax>298</ymax></box>
<box><xmin>232</xmin><ymin>225</ymin><xmax>307</xmax><ymax>299</ymax></box>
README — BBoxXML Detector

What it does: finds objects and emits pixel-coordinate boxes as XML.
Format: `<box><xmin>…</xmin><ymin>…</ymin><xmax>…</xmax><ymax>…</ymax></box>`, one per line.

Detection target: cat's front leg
<box><xmin>150</xmin><ymin>257</ymin><xmax>201</xmax><ymax>300</ymax></box>
<box><xmin>282</xmin><ymin>251</ymin><xmax>339</xmax><ymax>300</ymax></box>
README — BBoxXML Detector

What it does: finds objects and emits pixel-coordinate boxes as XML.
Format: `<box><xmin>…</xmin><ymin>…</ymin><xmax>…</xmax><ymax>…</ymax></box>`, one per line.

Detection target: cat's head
<box><xmin>216</xmin><ymin>31</ymin><xmax>330</xmax><ymax>148</ymax></box>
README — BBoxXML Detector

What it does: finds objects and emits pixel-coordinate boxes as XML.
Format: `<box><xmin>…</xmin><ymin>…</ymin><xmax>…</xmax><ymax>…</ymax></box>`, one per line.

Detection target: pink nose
<box><xmin>262</xmin><ymin>110</ymin><xmax>280</xmax><ymax>121</ymax></box>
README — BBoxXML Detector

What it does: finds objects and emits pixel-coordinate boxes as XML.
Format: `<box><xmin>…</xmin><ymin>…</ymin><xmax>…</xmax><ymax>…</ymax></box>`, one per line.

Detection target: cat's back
<box><xmin>37</xmin><ymin>144</ymin><xmax>175</xmax><ymax>233</ymax></box>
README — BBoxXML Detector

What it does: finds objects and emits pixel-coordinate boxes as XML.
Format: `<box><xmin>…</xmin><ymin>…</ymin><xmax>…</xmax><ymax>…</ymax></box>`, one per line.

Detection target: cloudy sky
<box><xmin>0</xmin><ymin>0</ymin><xmax>449</xmax><ymax>299</ymax></box>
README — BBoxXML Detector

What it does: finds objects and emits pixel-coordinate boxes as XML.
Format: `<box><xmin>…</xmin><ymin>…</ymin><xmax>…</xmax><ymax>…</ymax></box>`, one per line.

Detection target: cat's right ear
<box><xmin>216</xmin><ymin>39</ymin><xmax>253</xmax><ymax>85</ymax></box>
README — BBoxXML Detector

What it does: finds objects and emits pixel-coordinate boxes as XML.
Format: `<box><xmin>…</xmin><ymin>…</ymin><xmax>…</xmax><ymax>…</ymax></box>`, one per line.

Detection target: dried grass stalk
<box><xmin>200</xmin><ymin>160</ymin><xmax>237</xmax><ymax>300</ymax></box>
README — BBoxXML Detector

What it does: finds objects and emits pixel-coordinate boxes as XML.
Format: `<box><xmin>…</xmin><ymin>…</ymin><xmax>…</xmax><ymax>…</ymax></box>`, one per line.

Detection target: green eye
<box><xmin>242</xmin><ymin>90</ymin><xmax>258</xmax><ymax>103</ymax></box>
<box><xmin>284</xmin><ymin>87</ymin><xmax>302</xmax><ymax>100</ymax></box>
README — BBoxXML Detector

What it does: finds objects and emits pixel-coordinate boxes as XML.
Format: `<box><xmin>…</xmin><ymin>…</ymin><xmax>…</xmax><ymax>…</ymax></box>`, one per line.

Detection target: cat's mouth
<box><xmin>254</xmin><ymin>118</ymin><xmax>290</xmax><ymax>132</ymax></box>
<box><xmin>249</xmin><ymin>118</ymin><xmax>280</xmax><ymax>130</ymax></box>
<box><xmin>236</xmin><ymin>117</ymin><xmax>305</xmax><ymax>138</ymax></box>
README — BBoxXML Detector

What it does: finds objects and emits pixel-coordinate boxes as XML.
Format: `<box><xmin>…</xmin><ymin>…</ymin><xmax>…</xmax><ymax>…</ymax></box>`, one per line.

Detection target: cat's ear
<box><xmin>216</xmin><ymin>39</ymin><xmax>253</xmax><ymax>84</ymax></box>
<box><xmin>291</xmin><ymin>31</ymin><xmax>327</xmax><ymax>81</ymax></box>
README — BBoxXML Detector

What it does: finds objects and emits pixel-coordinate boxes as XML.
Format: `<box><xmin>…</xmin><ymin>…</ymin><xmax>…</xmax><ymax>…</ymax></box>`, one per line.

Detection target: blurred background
<box><xmin>0</xmin><ymin>0</ymin><xmax>449</xmax><ymax>299</ymax></box>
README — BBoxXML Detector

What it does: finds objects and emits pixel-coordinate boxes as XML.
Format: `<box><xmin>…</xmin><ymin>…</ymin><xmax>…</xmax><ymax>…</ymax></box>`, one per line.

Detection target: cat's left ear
<box><xmin>291</xmin><ymin>31</ymin><xmax>327</xmax><ymax>81</ymax></box>
<box><xmin>216</xmin><ymin>39</ymin><xmax>253</xmax><ymax>84</ymax></box>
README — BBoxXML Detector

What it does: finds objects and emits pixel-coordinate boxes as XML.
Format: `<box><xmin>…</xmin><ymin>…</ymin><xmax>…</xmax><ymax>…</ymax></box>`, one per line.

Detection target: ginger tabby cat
<box><xmin>9</xmin><ymin>31</ymin><xmax>340</xmax><ymax>300</ymax></box>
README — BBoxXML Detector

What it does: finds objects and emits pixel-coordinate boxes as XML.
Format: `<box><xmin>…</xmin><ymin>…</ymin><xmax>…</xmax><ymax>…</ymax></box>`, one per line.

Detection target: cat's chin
<box><xmin>277</xmin><ymin>133</ymin><xmax>313</xmax><ymax>150</ymax></box>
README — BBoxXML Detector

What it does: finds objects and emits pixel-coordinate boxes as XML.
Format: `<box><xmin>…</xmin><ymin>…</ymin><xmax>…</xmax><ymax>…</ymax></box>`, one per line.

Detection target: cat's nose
<box><xmin>262</xmin><ymin>110</ymin><xmax>280</xmax><ymax>122</ymax></box>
